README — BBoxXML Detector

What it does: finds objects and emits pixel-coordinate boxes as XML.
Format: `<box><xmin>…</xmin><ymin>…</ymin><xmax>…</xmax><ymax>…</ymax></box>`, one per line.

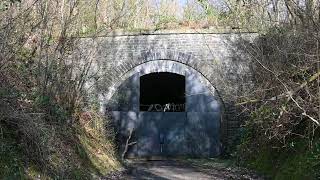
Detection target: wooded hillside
<box><xmin>1</xmin><ymin>0</ymin><xmax>319</xmax><ymax>179</ymax></box>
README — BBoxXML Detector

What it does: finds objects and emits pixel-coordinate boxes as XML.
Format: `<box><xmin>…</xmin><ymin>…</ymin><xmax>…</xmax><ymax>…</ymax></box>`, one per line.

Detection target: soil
<box><xmin>104</xmin><ymin>159</ymin><xmax>265</xmax><ymax>180</ymax></box>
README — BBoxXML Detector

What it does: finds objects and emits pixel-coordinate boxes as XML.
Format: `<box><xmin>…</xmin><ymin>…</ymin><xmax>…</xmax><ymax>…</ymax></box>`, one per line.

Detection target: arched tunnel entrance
<box><xmin>140</xmin><ymin>72</ymin><xmax>185</xmax><ymax>112</ymax></box>
<box><xmin>107</xmin><ymin>61</ymin><xmax>222</xmax><ymax>158</ymax></box>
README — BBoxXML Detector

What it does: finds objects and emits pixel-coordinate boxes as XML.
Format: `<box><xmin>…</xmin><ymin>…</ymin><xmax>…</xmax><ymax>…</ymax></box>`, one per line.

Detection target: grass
<box><xmin>76</xmin><ymin>124</ymin><xmax>122</xmax><ymax>175</ymax></box>
<box><xmin>0</xmin><ymin>119</ymin><xmax>122</xmax><ymax>179</ymax></box>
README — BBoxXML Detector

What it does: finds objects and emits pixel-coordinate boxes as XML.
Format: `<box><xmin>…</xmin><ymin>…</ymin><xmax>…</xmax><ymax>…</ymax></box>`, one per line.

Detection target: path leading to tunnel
<box><xmin>107</xmin><ymin>159</ymin><xmax>264</xmax><ymax>180</ymax></box>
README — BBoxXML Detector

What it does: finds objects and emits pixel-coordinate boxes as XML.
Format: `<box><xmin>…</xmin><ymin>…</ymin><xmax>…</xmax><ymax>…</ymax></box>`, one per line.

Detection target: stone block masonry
<box><xmin>76</xmin><ymin>29</ymin><xmax>257</xmax><ymax>153</ymax></box>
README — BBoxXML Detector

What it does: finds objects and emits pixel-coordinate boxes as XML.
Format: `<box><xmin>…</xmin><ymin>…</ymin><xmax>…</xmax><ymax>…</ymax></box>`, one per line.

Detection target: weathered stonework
<box><xmin>77</xmin><ymin>29</ymin><xmax>257</xmax><ymax>152</ymax></box>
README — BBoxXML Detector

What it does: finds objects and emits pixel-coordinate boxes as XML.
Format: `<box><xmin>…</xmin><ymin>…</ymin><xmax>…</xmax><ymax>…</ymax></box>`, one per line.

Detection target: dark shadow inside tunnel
<box><xmin>140</xmin><ymin>72</ymin><xmax>185</xmax><ymax>112</ymax></box>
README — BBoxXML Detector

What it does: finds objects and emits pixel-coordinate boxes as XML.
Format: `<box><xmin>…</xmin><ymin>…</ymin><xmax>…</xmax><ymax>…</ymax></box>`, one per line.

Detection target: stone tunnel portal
<box><xmin>108</xmin><ymin>60</ymin><xmax>222</xmax><ymax>158</ymax></box>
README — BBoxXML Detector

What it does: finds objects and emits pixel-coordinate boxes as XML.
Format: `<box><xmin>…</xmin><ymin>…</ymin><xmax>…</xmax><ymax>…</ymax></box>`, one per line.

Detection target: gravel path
<box><xmin>105</xmin><ymin>160</ymin><xmax>265</xmax><ymax>180</ymax></box>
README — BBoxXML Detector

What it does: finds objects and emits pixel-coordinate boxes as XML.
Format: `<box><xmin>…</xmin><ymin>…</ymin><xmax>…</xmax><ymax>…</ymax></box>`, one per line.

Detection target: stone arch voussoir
<box><xmin>106</xmin><ymin>50</ymin><xmax>213</xmax><ymax>101</ymax></box>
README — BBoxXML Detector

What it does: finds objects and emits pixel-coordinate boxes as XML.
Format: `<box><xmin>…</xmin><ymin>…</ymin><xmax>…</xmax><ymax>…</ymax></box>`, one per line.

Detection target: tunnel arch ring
<box><xmin>105</xmin><ymin>59</ymin><xmax>219</xmax><ymax>103</ymax></box>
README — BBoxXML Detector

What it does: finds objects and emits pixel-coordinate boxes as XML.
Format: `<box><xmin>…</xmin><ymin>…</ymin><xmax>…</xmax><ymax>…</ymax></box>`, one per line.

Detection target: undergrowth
<box><xmin>0</xmin><ymin>112</ymin><xmax>121</xmax><ymax>179</ymax></box>
<box><xmin>235</xmin><ymin>25</ymin><xmax>320</xmax><ymax>179</ymax></box>
<box><xmin>237</xmin><ymin>138</ymin><xmax>320</xmax><ymax>180</ymax></box>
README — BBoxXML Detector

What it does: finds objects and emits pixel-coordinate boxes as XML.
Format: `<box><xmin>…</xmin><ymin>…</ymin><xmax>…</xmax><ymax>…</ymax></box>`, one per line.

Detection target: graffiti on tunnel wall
<box><xmin>141</xmin><ymin>103</ymin><xmax>185</xmax><ymax>112</ymax></box>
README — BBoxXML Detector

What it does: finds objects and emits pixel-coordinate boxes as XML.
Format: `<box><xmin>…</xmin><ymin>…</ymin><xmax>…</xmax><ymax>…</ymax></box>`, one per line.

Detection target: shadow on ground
<box><xmin>104</xmin><ymin>159</ymin><xmax>265</xmax><ymax>180</ymax></box>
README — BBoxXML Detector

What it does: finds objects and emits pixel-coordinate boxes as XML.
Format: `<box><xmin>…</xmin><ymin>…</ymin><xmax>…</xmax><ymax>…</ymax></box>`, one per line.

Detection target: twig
<box><xmin>236</xmin><ymin>70</ymin><xmax>320</xmax><ymax>106</ymax></box>
<box><xmin>121</xmin><ymin>129</ymin><xmax>136</xmax><ymax>160</ymax></box>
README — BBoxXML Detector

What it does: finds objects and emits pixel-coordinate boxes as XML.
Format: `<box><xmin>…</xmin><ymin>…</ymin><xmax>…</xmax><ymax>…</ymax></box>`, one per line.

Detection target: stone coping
<box><xmin>76</xmin><ymin>28</ymin><xmax>257</xmax><ymax>38</ymax></box>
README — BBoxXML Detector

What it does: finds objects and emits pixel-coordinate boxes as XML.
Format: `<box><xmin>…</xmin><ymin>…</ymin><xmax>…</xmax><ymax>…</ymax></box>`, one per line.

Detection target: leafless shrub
<box><xmin>0</xmin><ymin>0</ymin><xmax>113</xmax><ymax>177</ymax></box>
<box><xmin>236</xmin><ymin>27</ymin><xmax>320</xmax><ymax>149</ymax></box>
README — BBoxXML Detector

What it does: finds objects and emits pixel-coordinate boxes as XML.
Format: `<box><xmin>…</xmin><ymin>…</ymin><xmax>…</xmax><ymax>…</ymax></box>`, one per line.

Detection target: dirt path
<box><xmin>106</xmin><ymin>159</ymin><xmax>264</xmax><ymax>180</ymax></box>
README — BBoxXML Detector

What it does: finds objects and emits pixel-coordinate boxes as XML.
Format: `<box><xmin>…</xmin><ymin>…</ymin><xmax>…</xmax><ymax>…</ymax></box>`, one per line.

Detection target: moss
<box><xmin>0</xmin><ymin>141</ymin><xmax>25</xmax><ymax>179</ymax></box>
<box><xmin>243</xmin><ymin>140</ymin><xmax>320</xmax><ymax>180</ymax></box>
<box><xmin>274</xmin><ymin>141</ymin><xmax>320</xmax><ymax>180</ymax></box>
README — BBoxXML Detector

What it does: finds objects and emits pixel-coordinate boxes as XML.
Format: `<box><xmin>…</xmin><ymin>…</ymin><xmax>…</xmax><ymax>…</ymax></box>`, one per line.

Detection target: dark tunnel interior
<box><xmin>140</xmin><ymin>72</ymin><xmax>185</xmax><ymax>112</ymax></box>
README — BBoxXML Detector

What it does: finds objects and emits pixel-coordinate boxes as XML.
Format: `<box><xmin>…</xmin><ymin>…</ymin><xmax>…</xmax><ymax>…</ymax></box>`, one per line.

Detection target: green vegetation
<box><xmin>0</xmin><ymin>130</ymin><xmax>25</xmax><ymax>179</ymax></box>
<box><xmin>1</xmin><ymin>0</ymin><xmax>320</xmax><ymax>179</ymax></box>
<box><xmin>235</xmin><ymin>26</ymin><xmax>320</xmax><ymax>179</ymax></box>
<box><xmin>0</xmin><ymin>111</ymin><xmax>121</xmax><ymax>179</ymax></box>
<box><xmin>238</xmin><ymin>139</ymin><xmax>320</xmax><ymax>179</ymax></box>
<box><xmin>0</xmin><ymin>0</ymin><xmax>122</xmax><ymax>178</ymax></box>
